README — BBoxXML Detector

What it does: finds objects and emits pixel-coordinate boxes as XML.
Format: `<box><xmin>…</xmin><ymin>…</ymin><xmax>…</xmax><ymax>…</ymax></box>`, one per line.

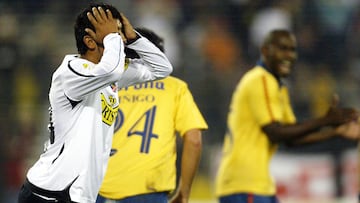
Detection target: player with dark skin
<box><xmin>216</xmin><ymin>29</ymin><xmax>360</xmax><ymax>203</ymax></box>
<box><xmin>260</xmin><ymin>30</ymin><xmax>360</xmax><ymax>145</ymax></box>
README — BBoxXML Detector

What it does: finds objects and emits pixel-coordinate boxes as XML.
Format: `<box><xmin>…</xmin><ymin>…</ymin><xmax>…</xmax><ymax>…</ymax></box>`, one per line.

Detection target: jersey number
<box><xmin>115</xmin><ymin>106</ymin><xmax>158</xmax><ymax>153</ymax></box>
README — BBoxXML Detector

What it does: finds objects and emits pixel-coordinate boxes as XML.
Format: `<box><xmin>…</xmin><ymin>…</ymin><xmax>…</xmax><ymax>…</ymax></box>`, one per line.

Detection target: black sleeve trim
<box><xmin>51</xmin><ymin>144</ymin><xmax>65</xmax><ymax>164</ymax></box>
<box><xmin>125</xmin><ymin>33</ymin><xmax>141</xmax><ymax>45</ymax></box>
<box><xmin>24</xmin><ymin>175</ymin><xmax>78</xmax><ymax>202</ymax></box>
<box><xmin>65</xmin><ymin>94</ymin><xmax>81</xmax><ymax>109</ymax></box>
<box><xmin>68</xmin><ymin>60</ymin><xmax>94</xmax><ymax>77</ymax></box>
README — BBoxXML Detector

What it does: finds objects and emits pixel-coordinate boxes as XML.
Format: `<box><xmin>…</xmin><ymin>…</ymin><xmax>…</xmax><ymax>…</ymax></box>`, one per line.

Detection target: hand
<box><xmin>119</xmin><ymin>13</ymin><xmax>137</xmax><ymax>42</ymax></box>
<box><xmin>169</xmin><ymin>190</ymin><xmax>189</xmax><ymax>203</ymax></box>
<box><xmin>335</xmin><ymin>121</ymin><xmax>360</xmax><ymax>140</ymax></box>
<box><xmin>324</xmin><ymin>94</ymin><xmax>359</xmax><ymax>126</ymax></box>
<box><xmin>85</xmin><ymin>7</ymin><xmax>119</xmax><ymax>44</ymax></box>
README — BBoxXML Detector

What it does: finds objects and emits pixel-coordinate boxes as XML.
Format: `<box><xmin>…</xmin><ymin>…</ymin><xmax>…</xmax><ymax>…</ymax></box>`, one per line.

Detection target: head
<box><xmin>261</xmin><ymin>29</ymin><xmax>297</xmax><ymax>78</ymax></box>
<box><xmin>74</xmin><ymin>3</ymin><xmax>121</xmax><ymax>55</ymax></box>
<box><xmin>125</xmin><ymin>27</ymin><xmax>165</xmax><ymax>59</ymax></box>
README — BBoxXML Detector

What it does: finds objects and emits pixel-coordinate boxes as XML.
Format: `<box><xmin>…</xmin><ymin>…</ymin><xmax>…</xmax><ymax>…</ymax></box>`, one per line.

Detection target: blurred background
<box><xmin>1</xmin><ymin>0</ymin><xmax>360</xmax><ymax>202</ymax></box>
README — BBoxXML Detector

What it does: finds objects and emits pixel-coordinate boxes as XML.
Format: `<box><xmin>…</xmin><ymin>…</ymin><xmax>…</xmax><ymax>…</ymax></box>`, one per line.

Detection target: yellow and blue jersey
<box><xmin>215</xmin><ymin>65</ymin><xmax>296</xmax><ymax>196</ymax></box>
<box><xmin>99</xmin><ymin>76</ymin><xmax>208</xmax><ymax>200</ymax></box>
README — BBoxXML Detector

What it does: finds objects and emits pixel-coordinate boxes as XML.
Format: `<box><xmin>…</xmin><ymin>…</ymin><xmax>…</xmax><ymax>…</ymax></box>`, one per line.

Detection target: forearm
<box><xmin>126</xmin><ymin>37</ymin><xmax>173</xmax><ymax>78</ymax></box>
<box><xmin>263</xmin><ymin>117</ymin><xmax>329</xmax><ymax>143</ymax></box>
<box><xmin>286</xmin><ymin>127</ymin><xmax>336</xmax><ymax>146</ymax></box>
<box><xmin>179</xmin><ymin>130</ymin><xmax>202</xmax><ymax>198</ymax></box>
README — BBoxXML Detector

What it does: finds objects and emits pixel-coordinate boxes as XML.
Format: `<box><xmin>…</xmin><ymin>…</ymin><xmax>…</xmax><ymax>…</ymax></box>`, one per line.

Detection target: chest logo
<box><xmin>101</xmin><ymin>93</ymin><xmax>119</xmax><ymax>126</ymax></box>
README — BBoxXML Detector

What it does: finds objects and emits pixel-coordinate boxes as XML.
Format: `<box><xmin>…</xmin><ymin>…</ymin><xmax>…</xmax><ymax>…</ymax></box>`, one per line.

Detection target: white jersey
<box><xmin>26</xmin><ymin>33</ymin><xmax>172</xmax><ymax>203</ymax></box>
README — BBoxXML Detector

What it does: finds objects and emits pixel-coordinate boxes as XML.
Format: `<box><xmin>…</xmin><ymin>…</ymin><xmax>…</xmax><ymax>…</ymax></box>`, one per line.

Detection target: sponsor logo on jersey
<box><xmin>120</xmin><ymin>81</ymin><xmax>165</xmax><ymax>91</ymax></box>
<box><xmin>82</xmin><ymin>63</ymin><xmax>89</xmax><ymax>69</ymax></box>
<box><xmin>101</xmin><ymin>93</ymin><xmax>119</xmax><ymax>126</ymax></box>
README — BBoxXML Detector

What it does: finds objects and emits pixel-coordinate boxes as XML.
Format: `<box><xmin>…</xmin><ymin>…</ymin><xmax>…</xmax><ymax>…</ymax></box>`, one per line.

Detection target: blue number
<box><xmin>114</xmin><ymin>109</ymin><xmax>124</xmax><ymax>132</ymax></box>
<box><xmin>113</xmin><ymin>106</ymin><xmax>158</xmax><ymax>154</ymax></box>
<box><xmin>128</xmin><ymin>106</ymin><xmax>158</xmax><ymax>153</ymax></box>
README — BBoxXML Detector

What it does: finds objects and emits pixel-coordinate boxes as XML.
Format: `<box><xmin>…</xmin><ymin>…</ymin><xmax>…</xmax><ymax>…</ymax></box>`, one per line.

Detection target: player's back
<box><xmin>99</xmin><ymin>76</ymin><xmax>208</xmax><ymax>199</ymax></box>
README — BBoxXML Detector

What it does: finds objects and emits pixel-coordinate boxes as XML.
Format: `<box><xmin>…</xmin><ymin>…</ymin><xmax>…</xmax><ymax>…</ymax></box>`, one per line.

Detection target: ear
<box><xmin>83</xmin><ymin>35</ymin><xmax>97</xmax><ymax>50</ymax></box>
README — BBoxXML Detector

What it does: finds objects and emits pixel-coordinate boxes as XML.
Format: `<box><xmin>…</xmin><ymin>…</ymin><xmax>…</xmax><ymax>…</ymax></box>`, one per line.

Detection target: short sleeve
<box><xmin>174</xmin><ymin>83</ymin><xmax>208</xmax><ymax>136</ymax></box>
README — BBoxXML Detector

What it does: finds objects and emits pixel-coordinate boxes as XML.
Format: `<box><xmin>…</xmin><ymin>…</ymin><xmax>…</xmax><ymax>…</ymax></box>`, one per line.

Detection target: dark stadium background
<box><xmin>1</xmin><ymin>0</ymin><xmax>359</xmax><ymax>202</ymax></box>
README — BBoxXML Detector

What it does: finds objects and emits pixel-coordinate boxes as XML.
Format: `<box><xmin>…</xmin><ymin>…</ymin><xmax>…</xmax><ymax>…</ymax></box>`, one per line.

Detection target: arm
<box><xmin>64</xmin><ymin>7</ymin><xmax>126</xmax><ymax>101</ymax></box>
<box><xmin>114</xmin><ymin>14</ymin><xmax>173</xmax><ymax>87</ymax></box>
<box><xmin>287</xmin><ymin>120</ymin><xmax>360</xmax><ymax>146</ymax></box>
<box><xmin>116</xmin><ymin>36</ymin><xmax>173</xmax><ymax>87</ymax></box>
<box><xmin>262</xmin><ymin>95</ymin><xmax>359</xmax><ymax>144</ymax></box>
<box><xmin>170</xmin><ymin>129</ymin><xmax>202</xmax><ymax>203</ymax></box>
<box><xmin>263</xmin><ymin>114</ymin><xmax>359</xmax><ymax>145</ymax></box>
<box><xmin>263</xmin><ymin>117</ymin><xmax>332</xmax><ymax>144</ymax></box>
<box><xmin>126</xmin><ymin>36</ymin><xmax>173</xmax><ymax>78</ymax></box>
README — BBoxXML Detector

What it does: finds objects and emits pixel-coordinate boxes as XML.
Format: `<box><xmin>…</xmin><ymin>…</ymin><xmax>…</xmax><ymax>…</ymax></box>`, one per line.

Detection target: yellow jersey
<box><xmin>215</xmin><ymin>65</ymin><xmax>296</xmax><ymax>196</ymax></box>
<box><xmin>99</xmin><ymin>76</ymin><xmax>208</xmax><ymax>199</ymax></box>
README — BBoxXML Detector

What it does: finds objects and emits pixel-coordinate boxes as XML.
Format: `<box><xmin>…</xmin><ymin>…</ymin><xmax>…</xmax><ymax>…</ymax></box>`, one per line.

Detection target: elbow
<box><xmin>192</xmin><ymin>137</ymin><xmax>202</xmax><ymax>150</ymax></box>
<box><xmin>164</xmin><ymin>61</ymin><xmax>173</xmax><ymax>77</ymax></box>
<box><xmin>160</xmin><ymin>56</ymin><xmax>173</xmax><ymax>77</ymax></box>
<box><xmin>187</xmin><ymin>135</ymin><xmax>202</xmax><ymax>150</ymax></box>
<box><xmin>267</xmin><ymin>134</ymin><xmax>283</xmax><ymax>144</ymax></box>
<box><xmin>154</xmin><ymin>62</ymin><xmax>173</xmax><ymax>80</ymax></box>
<box><xmin>184</xmin><ymin>130</ymin><xmax>203</xmax><ymax>151</ymax></box>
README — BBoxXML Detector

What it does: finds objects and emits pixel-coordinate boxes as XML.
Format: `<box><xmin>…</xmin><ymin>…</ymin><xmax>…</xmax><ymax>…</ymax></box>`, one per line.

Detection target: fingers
<box><xmin>347</xmin><ymin>122</ymin><xmax>360</xmax><ymax>139</ymax></box>
<box><xmin>92</xmin><ymin>7</ymin><xmax>104</xmax><ymax>24</ymax></box>
<box><xmin>106</xmin><ymin>9</ymin><xmax>113</xmax><ymax>20</ymax></box>
<box><xmin>120</xmin><ymin>13</ymin><xmax>129</xmax><ymax>25</ymax></box>
<box><xmin>85</xmin><ymin>28</ymin><xmax>96</xmax><ymax>38</ymax></box>
<box><xmin>87</xmin><ymin>7</ymin><xmax>113</xmax><ymax>25</ymax></box>
<box><xmin>338</xmin><ymin>122</ymin><xmax>360</xmax><ymax>140</ymax></box>
<box><xmin>120</xmin><ymin>13</ymin><xmax>137</xmax><ymax>40</ymax></box>
<box><xmin>85</xmin><ymin>7</ymin><xmax>119</xmax><ymax>43</ymax></box>
<box><xmin>86</xmin><ymin>11</ymin><xmax>97</xmax><ymax>26</ymax></box>
<box><xmin>97</xmin><ymin>7</ymin><xmax>107</xmax><ymax>21</ymax></box>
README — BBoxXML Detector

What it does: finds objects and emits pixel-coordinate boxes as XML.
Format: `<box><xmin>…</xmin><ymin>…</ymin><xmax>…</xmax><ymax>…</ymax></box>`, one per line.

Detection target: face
<box><xmin>263</xmin><ymin>33</ymin><xmax>297</xmax><ymax>77</ymax></box>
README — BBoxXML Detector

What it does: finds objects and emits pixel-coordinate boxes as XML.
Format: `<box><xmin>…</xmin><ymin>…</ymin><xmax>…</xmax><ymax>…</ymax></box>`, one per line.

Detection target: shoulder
<box><xmin>242</xmin><ymin>66</ymin><xmax>276</xmax><ymax>84</ymax></box>
<box><xmin>66</xmin><ymin>55</ymin><xmax>95</xmax><ymax>77</ymax></box>
<box><xmin>161</xmin><ymin>76</ymin><xmax>189</xmax><ymax>89</ymax></box>
<box><xmin>164</xmin><ymin>76</ymin><xmax>186</xmax><ymax>84</ymax></box>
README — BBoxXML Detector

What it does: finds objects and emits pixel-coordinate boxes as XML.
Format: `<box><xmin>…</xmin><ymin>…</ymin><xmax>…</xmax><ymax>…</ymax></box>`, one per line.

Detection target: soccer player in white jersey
<box><xmin>17</xmin><ymin>3</ymin><xmax>172</xmax><ymax>203</ymax></box>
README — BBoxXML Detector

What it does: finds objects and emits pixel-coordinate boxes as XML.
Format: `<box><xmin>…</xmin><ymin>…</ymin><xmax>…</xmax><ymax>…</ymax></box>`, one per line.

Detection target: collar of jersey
<box><xmin>256</xmin><ymin>60</ymin><xmax>284</xmax><ymax>87</ymax></box>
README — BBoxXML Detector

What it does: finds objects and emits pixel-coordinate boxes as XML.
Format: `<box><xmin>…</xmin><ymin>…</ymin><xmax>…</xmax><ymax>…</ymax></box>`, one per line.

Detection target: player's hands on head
<box><xmin>85</xmin><ymin>7</ymin><xmax>119</xmax><ymax>45</ymax></box>
<box><xmin>324</xmin><ymin>94</ymin><xmax>359</xmax><ymax>126</ymax></box>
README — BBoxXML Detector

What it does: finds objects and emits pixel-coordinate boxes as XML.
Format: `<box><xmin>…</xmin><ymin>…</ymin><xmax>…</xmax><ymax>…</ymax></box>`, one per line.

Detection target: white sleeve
<box><xmin>117</xmin><ymin>36</ymin><xmax>173</xmax><ymax>87</ymax></box>
<box><xmin>63</xmin><ymin>33</ymin><xmax>126</xmax><ymax>101</ymax></box>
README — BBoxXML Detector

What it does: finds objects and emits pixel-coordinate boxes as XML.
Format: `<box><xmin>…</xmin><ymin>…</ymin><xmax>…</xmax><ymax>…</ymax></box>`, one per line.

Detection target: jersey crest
<box><xmin>101</xmin><ymin>93</ymin><xmax>119</xmax><ymax>126</ymax></box>
<box><xmin>82</xmin><ymin>63</ymin><xmax>89</xmax><ymax>69</ymax></box>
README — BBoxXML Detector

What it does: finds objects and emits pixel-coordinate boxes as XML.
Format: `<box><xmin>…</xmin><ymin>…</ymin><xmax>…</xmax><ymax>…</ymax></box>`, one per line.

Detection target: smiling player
<box><xmin>215</xmin><ymin>29</ymin><xmax>360</xmax><ymax>203</ymax></box>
